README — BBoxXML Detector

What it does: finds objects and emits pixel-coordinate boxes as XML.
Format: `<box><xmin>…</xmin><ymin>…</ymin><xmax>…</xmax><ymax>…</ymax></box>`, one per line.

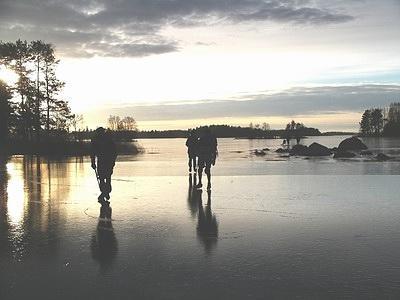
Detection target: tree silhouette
<box><xmin>0</xmin><ymin>39</ymin><xmax>71</xmax><ymax>141</ymax></box>
<box><xmin>359</xmin><ymin>109</ymin><xmax>372</xmax><ymax>135</ymax></box>
<box><xmin>0</xmin><ymin>80</ymin><xmax>13</xmax><ymax>145</ymax></box>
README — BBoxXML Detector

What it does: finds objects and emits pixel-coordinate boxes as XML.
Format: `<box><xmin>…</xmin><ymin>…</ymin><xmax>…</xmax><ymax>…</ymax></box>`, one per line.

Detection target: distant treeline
<box><xmin>321</xmin><ymin>131</ymin><xmax>355</xmax><ymax>136</ymax></box>
<box><xmin>134</xmin><ymin>123</ymin><xmax>321</xmax><ymax>139</ymax></box>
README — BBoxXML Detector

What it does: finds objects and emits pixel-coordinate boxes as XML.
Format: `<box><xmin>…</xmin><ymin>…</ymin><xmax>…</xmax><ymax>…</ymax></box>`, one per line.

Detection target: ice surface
<box><xmin>1</xmin><ymin>137</ymin><xmax>400</xmax><ymax>299</ymax></box>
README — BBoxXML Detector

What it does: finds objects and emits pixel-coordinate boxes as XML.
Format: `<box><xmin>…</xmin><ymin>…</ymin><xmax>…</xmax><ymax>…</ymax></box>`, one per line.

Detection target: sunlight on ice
<box><xmin>6</xmin><ymin>162</ymin><xmax>25</xmax><ymax>226</ymax></box>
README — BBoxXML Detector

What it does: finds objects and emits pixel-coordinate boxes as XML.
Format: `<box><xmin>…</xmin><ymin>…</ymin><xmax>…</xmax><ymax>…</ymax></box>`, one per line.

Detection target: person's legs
<box><xmin>205</xmin><ymin>162</ymin><xmax>212</xmax><ymax>190</ymax></box>
<box><xmin>193</xmin><ymin>155</ymin><xmax>197</xmax><ymax>171</ymax></box>
<box><xmin>196</xmin><ymin>157</ymin><xmax>204</xmax><ymax>188</ymax></box>
<box><xmin>97</xmin><ymin>160</ymin><xmax>113</xmax><ymax>202</ymax></box>
<box><xmin>197</xmin><ymin>167</ymin><xmax>203</xmax><ymax>186</ymax></box>
<box><xmin>98</xmin><ymin>177</ymin><xmax>106</xmax><ymax>202</ymax></box>
<box><xmin>189</xmin><ymin>153</ymin><xmax>197</xmax><ymax>172</ymax></box>
<box><xmin>188</xmin><ymin>153</ymin><xmax>192</xmax><ymax>172</ymax></box>
<box><xmin>104</xmin><ymin>176</ymin><xmax>112</xmax><ymax>200</ymax></box>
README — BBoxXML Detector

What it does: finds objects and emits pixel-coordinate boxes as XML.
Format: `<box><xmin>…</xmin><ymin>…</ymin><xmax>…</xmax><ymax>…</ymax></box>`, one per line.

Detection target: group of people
<box><xmin>186</xmin><ymin>127</ymin><xmax>218</xmax><ymax>190</ymax></box>
<box><xmin>90</xmin><ymin>126</ymin><xmax>218</xmax><ymax>204</ymax></box>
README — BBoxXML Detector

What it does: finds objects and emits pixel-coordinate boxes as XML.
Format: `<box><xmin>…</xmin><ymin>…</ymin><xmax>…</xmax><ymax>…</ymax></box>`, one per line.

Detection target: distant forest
<box><xmin>72</xmin><ymin>121</ymin><xmax>322</xmax><ymax>141</ymax></box>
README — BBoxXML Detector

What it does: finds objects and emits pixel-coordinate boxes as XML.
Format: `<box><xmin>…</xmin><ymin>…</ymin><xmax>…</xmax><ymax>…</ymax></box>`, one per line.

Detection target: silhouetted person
<box><xmin>91</xmin><ymin>127</ymin><xmax>117</xmax><ymax>203</ymax></box>
<box><xmin>185</xmin><ymin>130</ymin><xmax>198</xmax><ymax>172</ymax></box>
<box><xmin>197</xmin><ymin>190</ymin><xmax>218</xmax><ymax>254</ymax></box>
<box><xmin>90</xmin><ymin>203</ymin><xmax>118</xmax><ymax>271</ymax></box>
<box><xmin>196</xmin><ymin>127</ymin><xmax>217</xmax><ymax>190</ymax></box>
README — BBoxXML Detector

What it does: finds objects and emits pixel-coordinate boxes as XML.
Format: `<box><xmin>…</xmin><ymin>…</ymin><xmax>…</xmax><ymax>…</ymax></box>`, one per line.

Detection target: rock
<box><xmin>360</xmin><ymin>150</ymin><xmax>373</xmax><ymax>156</ymax></box>
<box><xmin>276</xmin><ymin>148</ymin><xmax>290</xmax><ymax>153</ymax></box>
<box><xmin>376</xmin><ymin>153</ymin><xmax>392</xmax><ymax>161</ymax></box>
<box><xmin>262</xmin><ymin>148</ymin><xmax>270</xmax><ymax>151</ymax></box>
<box><xmin>338</xmin><ymin>137</ymin><xmax>368</xmax><ymax>151</ymax></box>
<box><xmin>254</xmin><ymin>149</ymin><xmax>266</xmax><ymax>156</ymax></box>
<box><xmin>289</xmin><ymin>143</ymin><xmax>331</xmax><ymax>156</ymax></box>
<box><xmin>290</xmin><ymin>144</ymin><xmax>309</xmax><ymax>156</ymax></box>
<box><xmin>307</xmin><ymin>142</ymin><xmax>332</xmax><ymax>156</ymax></box>
<box><xmin>333</xmin><ymin>150</ymin><xmax>356</xmax><ymax>158</ymax></box>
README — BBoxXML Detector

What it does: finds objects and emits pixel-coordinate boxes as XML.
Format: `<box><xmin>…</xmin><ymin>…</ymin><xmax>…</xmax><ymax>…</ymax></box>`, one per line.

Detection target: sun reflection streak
<box><xmin>6</xmin><ymin>162</ymin><xmax>27</xmax><ymax>261</ymax></box>
<box><xmin>6</xmin><ymin>163</ymin><xmax>25</xmax><ymax>225</ymax></box>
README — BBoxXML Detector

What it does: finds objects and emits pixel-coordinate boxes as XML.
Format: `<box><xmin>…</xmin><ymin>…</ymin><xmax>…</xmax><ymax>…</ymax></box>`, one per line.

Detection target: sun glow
<box><xmin>0</xmin><ymin>67</ymin><xmax>18</xmax><ymax>85</ymax></box>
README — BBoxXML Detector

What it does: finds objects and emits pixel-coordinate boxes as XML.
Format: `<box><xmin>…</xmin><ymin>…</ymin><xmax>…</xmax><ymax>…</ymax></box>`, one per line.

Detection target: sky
<box><xmin>0</xmin><ymin>0</ymin><xmax>399</xmax><ymax>131</ymax></box>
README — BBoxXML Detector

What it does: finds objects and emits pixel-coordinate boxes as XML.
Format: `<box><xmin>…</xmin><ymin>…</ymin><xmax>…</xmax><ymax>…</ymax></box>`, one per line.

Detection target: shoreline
<box><xmin>0</xmin><ymin>140</ymin><xmax>141</xmax><ymax>156</ymax></box>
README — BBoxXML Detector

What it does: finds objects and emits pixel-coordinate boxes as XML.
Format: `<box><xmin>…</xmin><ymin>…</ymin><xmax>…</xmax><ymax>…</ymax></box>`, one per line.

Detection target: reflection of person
<box><xmin>196</xmin><ymin>127</ymin><xmax>217</xmax><ymax>190</ymax></box>
<box><xmin>196</xmin><ymin>190</ymin><xmax>218</xmax><ymax>254</ymax></box>
<box><xmin>187</xmin><ymin>173</ymin><xmax>199</xmax><ymax>218</ymax></box>
<box><xmin>90</xmin><ymin>203</ymin><xmax>118</xmax><ymax>270</ymax></box>
<box><xmin>91</xmin><ymin>127</ymin><xmax>117</xmax><ymax>203</ymax></box>
<box><xmin>185</xmin><ymin>130</ymin><xmax>198</xmax><ymax>173</ymax></box>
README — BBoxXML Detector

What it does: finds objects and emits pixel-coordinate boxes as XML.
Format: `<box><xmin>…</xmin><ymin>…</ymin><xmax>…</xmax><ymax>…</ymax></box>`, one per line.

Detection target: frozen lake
<box><xmin>1</xmin><ymin>136</ymin><xmax>400</xmax><ymax>299</ymax></box>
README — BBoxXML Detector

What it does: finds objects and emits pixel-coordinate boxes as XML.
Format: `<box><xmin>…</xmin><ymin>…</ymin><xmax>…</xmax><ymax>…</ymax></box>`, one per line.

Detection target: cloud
<box><xmin>232</xmin><ymin>4</ymin><xmax>353</xmax><ymax>24</ymax></box>
<box><xmin>85</xmin><ymin>84</ymin><xmax>400</xmax><ymax>121</ymax></box>
<box><xmin>0</xmin><ymin>0</ymin><xmax>354</xmax><ymax>57</ymax></box>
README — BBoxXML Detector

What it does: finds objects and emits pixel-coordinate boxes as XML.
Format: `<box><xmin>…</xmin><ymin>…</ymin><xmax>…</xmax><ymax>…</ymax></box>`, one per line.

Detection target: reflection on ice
<box><xmin>5</xmin><ymin>161</ymin><xmax>26</xmax><ymax>261</ymax></box>
<box><xmin>196</xmin><ymin>190</ymin><xmax>218</xmax><ymax>254</ymax></box>
<box><xmin>187</xmin><ymin>174</ymin><xmax>219</xmax><ymax>254</ymax></box>
<box><xmin>91</xmin><ymin>203</ymin><xmax>118</xmax><ymax>271</ymax></box>
<box><xmin>0</xmin><ymin>156</ymin><xmax>85</xmax><ymax>263</ymax></box>
<box><xmin>6</xmin><ymin>162</ymin><xmax>25</xmax><ymax>226</ymax></box>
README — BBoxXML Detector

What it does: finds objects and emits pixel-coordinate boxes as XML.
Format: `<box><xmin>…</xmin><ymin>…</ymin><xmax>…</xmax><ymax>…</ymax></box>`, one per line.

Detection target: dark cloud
<box><xmin>0</xmin><ymin>0</ymin><xmax>354</xmax><ymax>57</ymax></box>
<box><xmin>88</xmin><ymin>84</ymin><xmax>400</xmax><ymax>121</ymax></box>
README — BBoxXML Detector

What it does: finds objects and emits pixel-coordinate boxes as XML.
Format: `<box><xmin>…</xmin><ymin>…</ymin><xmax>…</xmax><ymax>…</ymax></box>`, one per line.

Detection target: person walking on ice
<box><xmin>196</xmin><ymin>127</ymin><xmax>218</xmax><ymax>191</ymax></box>
<box><xmin>91</xmin><ymin>127</ymin><xmax>117</xmax><ymax>204</ymax></box>
<box><xmin>185</xmin><ymin>129</ymin><xmax>199</xmax><ymax>173</ymax></box>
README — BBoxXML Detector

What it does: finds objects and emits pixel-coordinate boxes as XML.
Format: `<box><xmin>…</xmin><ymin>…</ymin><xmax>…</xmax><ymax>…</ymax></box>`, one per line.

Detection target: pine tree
<box><xmin>41</xmin><ymin>43</ymin><xmax>66</xmax><ymax>133</ymax></box>
<box><xmin>359</xmin><ymin>109</ymin><xmax>371</xmax><ymax>135</ymax></box>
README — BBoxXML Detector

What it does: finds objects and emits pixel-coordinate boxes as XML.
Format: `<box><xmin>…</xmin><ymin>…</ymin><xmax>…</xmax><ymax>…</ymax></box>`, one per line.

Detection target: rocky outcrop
<box><xmin>307</xmin><ymin>143</ymin><xmax>332</xmax><ymax>156</ymax></box>
<box><xmin>333</xmin><ymin>151</ymin><xmax>356</xmax><ymax>158</ymax></box>
<box><xmin>276</xmin><ymin>148</ymin><xmax>290</xmax><ymax>153</ymax></box>
<box><xmin>290</xmin><ymin>144</ymin><xmax>309</xmax><ymax>156</ymax></box>
<box><xmin>376</xmin><ymin>153</ymin><xmax>392</xmax><ymax>161</ymax></box>
<box><xmin>338</xmin><ymin>137</ymin><xmax>368</xmax><ymax>151</ymax></box>
<box><xmin>289</xmin><ymin>143</ymin><xmax>331</xmax><ymax>156</ymax></box>
<box><xmin>254</xmin><ymin>149</ymin><xmax>266</xmax><ymax>156</ymax></box>
<box><xmin>360</xmin><ymin>150</ymin><xmax>373</xmax><ymax>156</ymax></box>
